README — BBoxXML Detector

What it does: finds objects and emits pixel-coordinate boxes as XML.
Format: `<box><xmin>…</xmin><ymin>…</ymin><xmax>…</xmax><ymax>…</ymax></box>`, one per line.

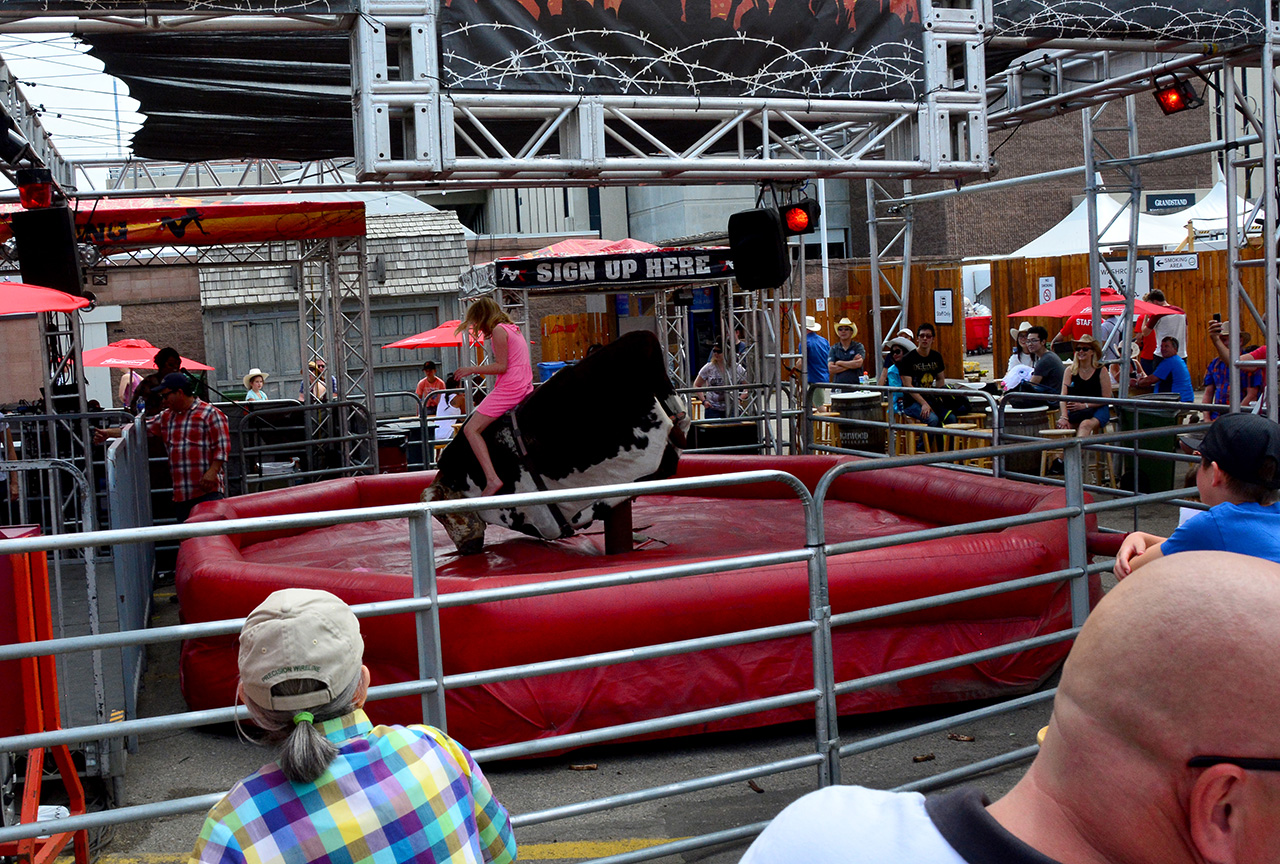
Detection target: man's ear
<box><xmin>354</xmin><ymin>665</ymin><xmax>371</xmax><ymax>708</ymax></box>
<box><xmin>1188</xmin><ymin>764</ymin><xmax>1245</xmax><ymax>864</ymax></box>
<box><xmin>1209</xmin><ymin>461</ymin><xmax>1228</xmax><ymax>488</ymax></box>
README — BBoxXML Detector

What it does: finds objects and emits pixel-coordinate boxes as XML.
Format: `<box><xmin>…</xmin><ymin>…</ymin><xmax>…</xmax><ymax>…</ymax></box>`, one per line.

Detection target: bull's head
<box><xmin>422</xmin><ymin>481</ymin><xmax>486</xmax><ymax>555</ymax></box>
<box><xmin>661</xmin><ymin>390</ymin><xmax>691</xmax><ymax>450</ymax></box>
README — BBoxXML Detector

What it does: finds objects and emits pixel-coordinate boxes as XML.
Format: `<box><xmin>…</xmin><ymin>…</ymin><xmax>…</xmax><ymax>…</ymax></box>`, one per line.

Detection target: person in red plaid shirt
<box><xmin>95</xmin><ymin>372</ymin><xmax>230</xmax><ymax>521</ymax></box>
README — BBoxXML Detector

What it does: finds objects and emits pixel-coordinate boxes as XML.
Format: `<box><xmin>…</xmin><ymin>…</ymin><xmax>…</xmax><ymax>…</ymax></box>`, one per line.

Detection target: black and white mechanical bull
<box><xmin>423</xmin><ymin>330</ymin><xmax>690</xmax><ymax>554</ymax></box>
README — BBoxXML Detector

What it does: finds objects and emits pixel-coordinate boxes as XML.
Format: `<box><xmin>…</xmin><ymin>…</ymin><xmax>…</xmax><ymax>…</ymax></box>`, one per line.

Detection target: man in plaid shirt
<box><xmin>95</xmin><ymin>372</ymin><xmax>230</xmax><ymax>521</ymax></box>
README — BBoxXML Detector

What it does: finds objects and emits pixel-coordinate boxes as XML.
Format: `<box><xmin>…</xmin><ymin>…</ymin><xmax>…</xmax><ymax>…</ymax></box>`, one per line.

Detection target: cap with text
<box><xmin>238</xmin><ymin>588</ymin><xmax>364</xmax><ymax>712</ymax></box>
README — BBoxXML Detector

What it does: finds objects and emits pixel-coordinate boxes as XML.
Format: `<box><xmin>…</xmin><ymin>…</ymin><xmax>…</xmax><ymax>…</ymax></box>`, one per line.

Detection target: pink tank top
<box><xmin>476</xmin><ymin>322</ymin><xmax>534</xmax><ymax>416</ymax></box>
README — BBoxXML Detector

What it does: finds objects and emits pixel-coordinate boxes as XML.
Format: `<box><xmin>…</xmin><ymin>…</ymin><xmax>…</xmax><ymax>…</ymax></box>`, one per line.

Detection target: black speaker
<box><xmin>11</xmin><ymin>205</ymin><xmax>84</xmax><ymax>296</ymax></box>
<box><xmin>728</xmin><ymin>208</ymin><xmax>790</xmax><ymax>290</ymax></box>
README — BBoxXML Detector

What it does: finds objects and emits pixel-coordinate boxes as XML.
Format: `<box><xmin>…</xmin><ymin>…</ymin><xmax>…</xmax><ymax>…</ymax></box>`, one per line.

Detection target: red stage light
<box><xmin>15</xmin><ymin>167</ymin><xmax>55</xmax><ymax>209</ymax></box>
<box><xmin>779</xmin><ymin>199</ymin><xmax>821</xmax><ymax>236</ymax></box>
<box><xmin>1153</xmin><ymin>79</ymin><xmax>1203</xmax><ymax>116</ymax></box>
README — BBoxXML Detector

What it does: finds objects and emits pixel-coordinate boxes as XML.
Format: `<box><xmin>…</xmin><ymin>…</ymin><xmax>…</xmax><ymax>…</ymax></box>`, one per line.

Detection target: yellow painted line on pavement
<box><xmin>519</xmin><ymin>838</ymin><xmax>688</xmax><ymax>859</ymax></box>
<box><xmin>58</xmin><ymin>838</ymin><xmax>685</xmax><ymax>864</ymax></box>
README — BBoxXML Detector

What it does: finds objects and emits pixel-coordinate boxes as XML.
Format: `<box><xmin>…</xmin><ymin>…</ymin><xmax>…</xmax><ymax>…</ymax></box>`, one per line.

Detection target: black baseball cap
<box><xmin>1183</xmin><ymin>413</ymin><xmax>1280</xmax><ymax>489</ymax></box>
<box><xmin>158</xmin><ymin>372</ymin><xmax>192</xmax><ymax>394</ymax></box>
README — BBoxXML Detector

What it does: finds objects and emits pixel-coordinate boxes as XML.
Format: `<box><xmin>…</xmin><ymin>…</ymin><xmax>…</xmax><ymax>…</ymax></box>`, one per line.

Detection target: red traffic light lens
<box><xmin>783</xmin><ymin>206</ymin><xmax>811</xmax><ymax>233</ymax></box>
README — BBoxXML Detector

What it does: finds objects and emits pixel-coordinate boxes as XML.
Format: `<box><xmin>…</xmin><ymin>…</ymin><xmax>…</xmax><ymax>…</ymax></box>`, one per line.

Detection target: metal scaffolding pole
<box><xmin>1265</xmin><ymin>13</ymin><xmax>1279</xmax><ymax>419</ymax></box>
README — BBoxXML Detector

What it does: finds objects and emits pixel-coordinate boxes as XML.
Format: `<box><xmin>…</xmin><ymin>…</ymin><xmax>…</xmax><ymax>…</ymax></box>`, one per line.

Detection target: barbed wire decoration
<box><xmin>991</xmin><ymin>0</ymin><xmax>1265</xmax><ymax>43</ymax></box>
<box><xmin>8</xmin><ymin>1</ymin><xmax>355</xmax><ymax>11</ymax></box>
<box><xmin>440</xmin><ymin>0</ymin><xmax>925</xmax><ymax>100</ymax></box>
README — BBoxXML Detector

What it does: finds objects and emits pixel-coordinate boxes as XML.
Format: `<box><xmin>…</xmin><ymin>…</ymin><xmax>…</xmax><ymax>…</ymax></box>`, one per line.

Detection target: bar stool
<box><xmin>1038</xmin><ymin>428</ymin><xmax>1078</xmax><ymax>477</ymax></box>
<box><xmin>812</xmin><ymin>411</ymin><xmax>840</xmax><ymax>448</ymax></box>
<box><xmin>892</xmin><ymin>415</ymin><xmax>933</xmax><ymax>455</ymax></box>
<box><xmin>943</xmin><ymin>422</ymin><xmax>991</xmax><ymax>468</ymax></box>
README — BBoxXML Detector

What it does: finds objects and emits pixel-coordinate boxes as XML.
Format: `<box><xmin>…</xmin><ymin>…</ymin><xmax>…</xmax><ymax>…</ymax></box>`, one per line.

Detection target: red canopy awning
<box><xmin>82</xmin><ymin>339</ymin><xmax>214</xmax><ymax>370</ymax></box>
<box><xmin>383</xmin><ymin>320</ymin><xmax>484</xmax><ymax>351</ymax></box>
<box><xmin>1010</xmin><ymin>287</ymin><xmax>1183</xmax><ymax>319</ymax></box>
<box><xmin>0</xmin><ymin>282</ymin><xmax>92</xmax><ymax>316</ymax></box>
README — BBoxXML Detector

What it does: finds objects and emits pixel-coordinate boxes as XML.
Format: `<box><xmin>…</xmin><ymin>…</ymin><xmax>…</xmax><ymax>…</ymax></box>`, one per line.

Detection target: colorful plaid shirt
<box><xmin>190</xmin><ymin>710</ymin><xmax>516</xmax><ymax>864</ymax></box>
<box><xmin>146</xmin><ymin>399</ymin><xmax>230</xmax><ymax>502</ymax></box>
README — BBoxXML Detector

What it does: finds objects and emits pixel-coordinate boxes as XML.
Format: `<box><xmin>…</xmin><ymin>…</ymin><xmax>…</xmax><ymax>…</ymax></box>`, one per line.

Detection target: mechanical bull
<box><xmin>423</xmin><ymin>330</ymin><xmax>690</xmax><ymax>554</ymax></box>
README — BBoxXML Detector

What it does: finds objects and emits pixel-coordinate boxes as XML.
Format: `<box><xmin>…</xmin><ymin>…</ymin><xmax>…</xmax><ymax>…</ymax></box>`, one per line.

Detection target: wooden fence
<box><xmin>538</xmin><ymin>313</ymin><xmax>613</xmax><ymax>362</ymax></box>
<box><xmin>990</xmin><ymin>245</ymin><xmax>1270</xmax><ymax>386</ymax></box>
<box><xmin>796</xmin><ymin>261</ymin><xmax>965</xmax><ymax>381</ymax></box>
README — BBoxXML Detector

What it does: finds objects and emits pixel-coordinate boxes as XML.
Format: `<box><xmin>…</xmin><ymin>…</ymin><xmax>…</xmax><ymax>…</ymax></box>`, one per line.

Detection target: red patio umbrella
<box><xmin>383</xmin><ymin>320</ymin><xmax>484</xmax><ymax>350</ymax></box>
<box><xmin>1010</xmin><ymin>287</ymin><xmax>1182</xmax><ymax>319</ymax></box>
<box><xmin>0</xmin><ymin>282</ymin><xmax>92</xmax><ymax>315</ymax></box>
<box><xmin>81</xmin><ymin>338</ymin><xmax>215</xmax><ymax>370</ymax></box>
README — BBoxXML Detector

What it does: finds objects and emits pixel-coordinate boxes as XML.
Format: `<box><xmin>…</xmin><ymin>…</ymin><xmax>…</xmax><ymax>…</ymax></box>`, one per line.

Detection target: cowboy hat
<box><xmin>242</xmin><ymin>368</ymin><xmax>269</xmax><ymax>388</ymax></box>
<box><xmin>884</xmin><ymin>336</ymin><xmax>917</xmax><ymax>354</ymax></box>
<box><xmin>896</xmin><ymin>328</ymin><xmax>915</xmax><ymax>340</ymax></box>
<box><xmin>1070</xmin><ymin>335</ymin><xmax>1104</xmax><ymax>356</ymax></box>
<box><xmin>835</xmin><ymin>317</ymin><xmax>858</xmax><ymax>338</ymax></box>
<box><xmin>1009</xmin><ymin>321</ymin><xmax>1033</xmax><ymax>341</ymax></box>
<box><xmin>805</xmin><ymin>315</ymin><xmax>822</xmax><ymax>333</ymax></box>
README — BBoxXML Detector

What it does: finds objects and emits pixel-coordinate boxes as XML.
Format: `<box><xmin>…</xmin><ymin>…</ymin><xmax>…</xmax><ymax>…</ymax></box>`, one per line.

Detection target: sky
<box><xmin>0</xmin><ymin>32</ymin><xmax>142</xmax><ymax>167</ymax></box>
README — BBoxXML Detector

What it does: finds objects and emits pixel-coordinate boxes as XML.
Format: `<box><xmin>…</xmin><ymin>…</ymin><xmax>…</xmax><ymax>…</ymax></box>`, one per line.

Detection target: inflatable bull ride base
<box><xmin>177</xmin><ymin>336</ymin><xmax>1100</xmax><ymax>751</ymax></box>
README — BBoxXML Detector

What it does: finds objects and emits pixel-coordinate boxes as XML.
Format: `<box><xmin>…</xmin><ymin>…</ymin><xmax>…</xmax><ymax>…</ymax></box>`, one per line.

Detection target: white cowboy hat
<box><xmin>883</xmin><ymin>336</ymin><xmax>917</xmax><ymax>354</ymax></box>
<box><xmin>835</xmin><ymin>317</ymin><xmax>858</xmax><ymax>338</ymax></box>
<box><xmin>1008</xmin><ymin>321</ymin><xmax>1033</xmax><ymax>341</ymax></box>
<box><xmin>805</xmin><ymin>315</ymin><xmax>822</xmax><ymax>333</ymax></box>
<box><xmin>896</xmin><ymin>328</ymin><xmax>915</xmax><ymax>340</ymax></box>
<box><xmin>242</xmin><ymin>368</ymin><xmax>269</xmax><ymax>388</ymax></box>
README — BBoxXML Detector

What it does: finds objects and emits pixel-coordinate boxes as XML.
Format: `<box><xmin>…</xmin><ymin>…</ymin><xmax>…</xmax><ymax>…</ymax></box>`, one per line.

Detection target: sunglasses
<box><xmin>1188</xmin><ymin>756</ymin><xmax>1280</xmax><ymax>771</ymax></box>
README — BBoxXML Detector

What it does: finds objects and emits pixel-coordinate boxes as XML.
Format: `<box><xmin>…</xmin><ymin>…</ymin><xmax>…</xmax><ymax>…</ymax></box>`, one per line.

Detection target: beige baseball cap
<box><xmin>238</xmin><ymin>588</ymin><xmax>364</xmax><ymax>712</ymax></box>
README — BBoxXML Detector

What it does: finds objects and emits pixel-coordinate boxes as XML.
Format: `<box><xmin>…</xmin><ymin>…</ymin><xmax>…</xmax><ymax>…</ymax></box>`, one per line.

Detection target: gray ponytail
<box><xmin>243</xmin><ymin>675</ymin><xmax>362</xmax><ymax>784</ymax></box>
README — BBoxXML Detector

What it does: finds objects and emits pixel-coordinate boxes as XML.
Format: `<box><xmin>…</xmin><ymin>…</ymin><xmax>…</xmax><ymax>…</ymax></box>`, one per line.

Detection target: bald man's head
<box><xmin>990</xmin><ymin>553</ymin><xmax>1280</xmax><ymax>864</ymax></box>
<box><xmin>1051</xmin><ymin>552</ymin><xmax>1280</xmax><ymax>769</ymax></box>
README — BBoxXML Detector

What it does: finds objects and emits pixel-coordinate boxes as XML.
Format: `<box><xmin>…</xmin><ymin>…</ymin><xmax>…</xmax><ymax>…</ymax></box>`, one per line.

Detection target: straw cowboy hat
<box><xmin>1009</xmin><ymin>321</ymin><xmax>1033</xmax><ymax>341</ymax></box>
<box><xmin>1071</xmin><ymin>335</ymin><xmax>1104</xmax><ymax>357</ymax></box>
<box><xmin>242</xmin><ymin>368</ymin><xmax>269</xmax><ymax>388</ymax></box>
<box><xmin>805</xmin><ymin>315</ymin><xmax>822</xmax><ymax>333</ymax></box>
<box><xmin>834</xmin><ymin>317</ymin><xmax>858</xmax><ymax>338</ymax></box>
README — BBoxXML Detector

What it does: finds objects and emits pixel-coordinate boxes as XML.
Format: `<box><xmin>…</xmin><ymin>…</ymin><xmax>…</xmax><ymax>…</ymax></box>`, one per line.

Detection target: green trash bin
<box><xmin>1119</xmin><ymin>393</ymin><xmax>1184</xmax><ymax>493</ymax></box>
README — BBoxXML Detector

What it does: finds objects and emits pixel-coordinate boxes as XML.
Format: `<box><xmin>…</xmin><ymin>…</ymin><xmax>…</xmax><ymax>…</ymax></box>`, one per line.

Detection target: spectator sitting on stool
<box><xmin>1056</xmin><ymin>335</ymin><xmax>1112</xmax><ymax>439</ymax></box>
<box><xmin>1136</xmin><ymin>336</ymin><xmax>1194</xmax><ymax>403</ymax></box>
<box><xmin>898</xmin><ymin>322</ymin><xmax>950</xmax><ymax>427</ymax></box>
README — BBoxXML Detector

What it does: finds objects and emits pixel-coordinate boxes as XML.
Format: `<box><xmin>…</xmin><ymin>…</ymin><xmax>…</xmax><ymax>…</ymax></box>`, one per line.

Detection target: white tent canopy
<box><xmin>1007</xmin><ymin>194</ymin><xmax>1188</xmax><ymax>258</ymax></box>
<box><xmin>1141</xmin><ymin>181</ymin><xmax>1259</xmax><ymax>236</ymax></box>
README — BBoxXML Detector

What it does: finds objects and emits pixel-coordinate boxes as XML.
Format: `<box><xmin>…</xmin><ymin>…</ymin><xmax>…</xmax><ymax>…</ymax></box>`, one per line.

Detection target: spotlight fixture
<box><xmin>779</xmin><ymin>199</ymin><xmax>821</xmax><ymax>236</ymax></box>
<box><xmin>1153</xmin><ymin>78</ymin><xmax>1203</xmax><ymax>115</ymax></box>
<box><xmin>15</xmin><ymin>167</ymin><xmax>55</xmax><ymax>209</ymax></box>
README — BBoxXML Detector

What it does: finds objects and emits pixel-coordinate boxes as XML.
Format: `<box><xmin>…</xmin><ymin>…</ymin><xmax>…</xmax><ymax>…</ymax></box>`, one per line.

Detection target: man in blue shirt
<box><xmin>1136</xmin><ymin>336</ymin><xmax>1194</xmax><ymax>403</ymax></box>
<box><xmin>1114</xmin><ymin>412</ymin><xmax>1280</xmax><ymax>577</ymax></box>
<box><xmin>805</xmin><ymin>315</ymin><xmax>830</xmax><ymax>408</ymax></box>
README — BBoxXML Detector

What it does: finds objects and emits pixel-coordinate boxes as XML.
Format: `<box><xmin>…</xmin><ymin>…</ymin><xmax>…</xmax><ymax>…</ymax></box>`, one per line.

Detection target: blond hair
<box><xmin>456</xmin><ymin>296</ymin><xmax>511</xmax><ymax>338</ymax></box>
<box><xmin>1067</xmin><ymin>337</ymin><xmax>1102</xmax><ymax>377</ymax></box>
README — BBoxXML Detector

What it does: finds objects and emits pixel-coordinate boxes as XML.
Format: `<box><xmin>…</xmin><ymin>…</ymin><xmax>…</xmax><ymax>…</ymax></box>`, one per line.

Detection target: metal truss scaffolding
<box><xmin>1082</xmin><ymin>95</ymin><xmax>1141</xmax><ymax>398</ymax></box>
<box><xmin>866</xmin><ymin>178</ymin><xmax>913</xmax><ymax>379</ymax></box>
<box><xmin>297</xmin><ymin>236</ymin><xmax>377</xmax><ymax>468</ymax></box>
<box><xmin>1224</xmin><ymin>34</ymin><xmax>1280</xmax><ymax>420</ymax></box>
<box><xmin>350</xmin><ymin>0</ymin><xmax>989</xmax><ymax>185</ymax></box>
